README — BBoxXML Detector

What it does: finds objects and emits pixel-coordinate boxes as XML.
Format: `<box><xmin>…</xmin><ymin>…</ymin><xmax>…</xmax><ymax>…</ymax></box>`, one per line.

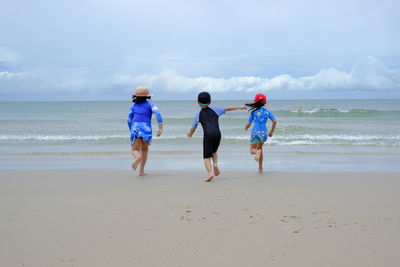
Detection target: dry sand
<box><xmin>1</xmin><ymin>170</ymin><xmax>399</xmax><ymax>267</ymax></box>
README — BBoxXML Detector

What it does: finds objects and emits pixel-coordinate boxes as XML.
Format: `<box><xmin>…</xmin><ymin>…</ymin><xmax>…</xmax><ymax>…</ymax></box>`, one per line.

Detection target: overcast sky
<box><xmin>1</xmin><ymin>0</ymin><xmax>399</xmax><ymax>100</ymax></box>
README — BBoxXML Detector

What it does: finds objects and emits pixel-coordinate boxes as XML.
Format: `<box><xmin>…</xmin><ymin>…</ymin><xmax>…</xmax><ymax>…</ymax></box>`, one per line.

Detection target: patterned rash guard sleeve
<box><xmin>127</xmin><ymin>105</ymin><xmax>134</xmax><ymax>130</ymax></box>
<box><xmin>248</xmin><ymin>112</ymin><xmax>254</xmax><ymax>123</ymax></box>
<box><xmin>268</xmin><ymin>110</ymin><xmax>276</xmax><ymax>121</ymax></box>
<box><xmin>149</xmin><ymin>101</ymin><xmax>163</xmax><ymax>124</ymax></box>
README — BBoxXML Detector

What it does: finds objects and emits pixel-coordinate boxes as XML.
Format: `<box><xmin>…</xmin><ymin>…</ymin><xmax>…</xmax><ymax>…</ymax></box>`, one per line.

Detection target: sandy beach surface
<box><xmin>1</xmin><ymin>170</ymin><xmax>399</xmax><ymax>267</ymax></box>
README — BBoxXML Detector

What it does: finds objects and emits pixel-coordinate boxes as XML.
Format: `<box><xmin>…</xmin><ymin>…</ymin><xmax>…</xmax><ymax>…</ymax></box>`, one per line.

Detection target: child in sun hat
<box><xmin>245</xmin><ymin>93</ymin><xmax>277</xmax><ymax>173</ymax></box>
<box><xmin>187</xmin><ymin>91</ymin><xmax>246</xmax><ymax>182</ymax></box>
<box><xmin>127</xmin><ymin>86</ymin><xmax>163</xmax><ymax>176</ymax></box>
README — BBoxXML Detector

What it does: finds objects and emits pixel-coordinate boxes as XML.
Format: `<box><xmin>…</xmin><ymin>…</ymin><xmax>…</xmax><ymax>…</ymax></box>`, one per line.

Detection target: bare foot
<box><xmin>132</xmin><ymin>156</ymin><xmax>142</xmax><ymax>170</ymax></box>
<box><xmin>255</xmin><ymin>150</ymin><xmax>261</xmax><ymax>162</ymax></box>
<box><xmin>204</xmin><ymin>174</ymin><xmax>215</xmax><ymax>182</ymax></box>
<box><xmin>258</xmin><ymin>167</ymin><xmax>263</xmax><ymax>174</ymax></box>
<box><xmin>213</xmin><ymin>166</ymin><xmax>220</xmax><ymax>176</ymax></box>
<box><xmin>138</xmin><ymin>172</ymin><xmax>147</xmax><ymax>176</ymax></box>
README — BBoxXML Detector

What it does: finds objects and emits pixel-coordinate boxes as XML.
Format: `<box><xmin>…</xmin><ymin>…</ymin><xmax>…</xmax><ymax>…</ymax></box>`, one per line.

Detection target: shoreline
<box><xmin>2</xmin><ymin>145</ymin><xmax>400</xmax><ymax>172</ymax></box>
<box><xmin>1</xmin><ymin>170</ymin><xmax>399</xmax><ymax>266</ymax></box>
<box><xmin>1</xmin><ymin>168</ymin><xmax>400</xmax><ymax>173</ymax></box>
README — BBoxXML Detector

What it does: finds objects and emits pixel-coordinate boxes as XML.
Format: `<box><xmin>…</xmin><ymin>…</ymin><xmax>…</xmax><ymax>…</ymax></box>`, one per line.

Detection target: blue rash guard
<box><xmin>192</xmin><ymin>107</ymin><xmax>226</xmax><ymax>129</ymax></box>
<box><xmin>248</xmin><ymin>107</ymin><xmax>275</xmax><ymax>143</ymax></box>
<box><xmin>127</xmin><ymin>101</ymin><xmax>163</xmax><ymax>145</ymax></box>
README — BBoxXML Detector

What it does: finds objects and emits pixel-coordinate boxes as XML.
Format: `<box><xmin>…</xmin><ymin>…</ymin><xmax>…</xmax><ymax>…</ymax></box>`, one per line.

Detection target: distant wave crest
<box><xmin>2</xmin><ymin>134</ymin><xmax>399</xmax><ymax>146</ymax></box>
<box><xmin>0</xmin><ymin>134</ymin><xmax>127</xmax><ymax>141</ymax></box>
<box><xmin>275</xmin><ymin>108</ymin><xmax>400</xmax><ymax>117</ymax></box>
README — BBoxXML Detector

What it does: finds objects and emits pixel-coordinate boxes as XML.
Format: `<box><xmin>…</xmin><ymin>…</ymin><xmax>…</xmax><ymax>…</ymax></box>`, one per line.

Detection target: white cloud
<box><xmin>114</xmin><ymin>56</ymin><xmax>400</xmax><ymax>93</ymax></box>
<box><xmin>0</xmin><ymin>69</ymin><xmax>94</xmax><ymax>94</ymax></box>
<box><xmin>1</xmin><ymin>56</ymin><xmax>399</xmax><ymax>98</ymax></box>
<box><xmin>2</xmin><ymin>0</ymin><xmax>399</xmax><ymax>78</ymax></box>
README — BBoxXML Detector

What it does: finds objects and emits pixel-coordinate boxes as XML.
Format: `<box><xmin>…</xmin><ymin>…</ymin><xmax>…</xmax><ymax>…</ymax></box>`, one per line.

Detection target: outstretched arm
<box><xmin>226</xmin><ymin>105</ymin><xmax>246</xmax><ymax>112</ymax></box>
<box><xmin>187</xmin><ymin>127</ymin><xmax>196</xmax><ymax>138</ymax></box>
<box><xmin>269</xmin><ymin>120</ymin><xmax>277</xmax><ymax>137</ymax></box>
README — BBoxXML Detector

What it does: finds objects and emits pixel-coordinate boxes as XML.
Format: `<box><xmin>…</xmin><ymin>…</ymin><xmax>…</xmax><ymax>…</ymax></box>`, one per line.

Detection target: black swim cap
<box><xmin>198</xmin><ymin>91</ymin><xmax>211</xmax><ymax>105</ymax></box>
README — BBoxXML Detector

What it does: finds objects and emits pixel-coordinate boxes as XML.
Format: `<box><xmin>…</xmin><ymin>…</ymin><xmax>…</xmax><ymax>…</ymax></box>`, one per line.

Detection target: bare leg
<box><xmin>250</xmin><ymin>144</ymin><xmax>259</xmax><ymax>162</ymax></box>
<box><xmin>131</xmin><ymin>139</ymin><xmax>142</xmax><ymax>170</ymax></box>
<box><xmin>212</xmin><ymin>152</ymin><xmax>220</xmax><ymax>176</ymax></box>
<box><xmin>255</xmin><ymin>142</ymin><xmax>264</xmax><ymax>162</ymax></box>
<box><xmin>139</xmin><ymin>141</ymin><xmax>149</xmax><ymax>176</ymax></box>
<box><xmin>250</xmin><ymin>144</ymin><xmax>257</xmax><ymax>155</ymax></box>
<box><xmin>258</xmin><ymin>150</ymin><xmax>264</xmax><ymax>173</ymax></box>
<box><xmin>257</xmin><ymin>143</ymin><xmax>264</xmax><ymax>173</ymax></box>
<box><xmin>203</xmin><ymin>158</ymin><xmax>215</xmax><ymax>182</ymax></box>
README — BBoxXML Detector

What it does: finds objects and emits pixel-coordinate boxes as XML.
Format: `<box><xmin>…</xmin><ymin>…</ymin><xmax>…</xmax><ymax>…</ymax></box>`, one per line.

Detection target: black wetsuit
<box><xmin>199</xmin><ymin>107</ymin><xmax>222</xmax><ymax>158</ymax></box>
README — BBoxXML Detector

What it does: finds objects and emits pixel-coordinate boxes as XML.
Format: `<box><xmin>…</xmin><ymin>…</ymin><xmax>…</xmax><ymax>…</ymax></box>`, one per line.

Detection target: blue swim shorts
<box><xmin>250</xmin><ymin>135</ymin><xmax>267</xmax><ymax>144</ymax></box>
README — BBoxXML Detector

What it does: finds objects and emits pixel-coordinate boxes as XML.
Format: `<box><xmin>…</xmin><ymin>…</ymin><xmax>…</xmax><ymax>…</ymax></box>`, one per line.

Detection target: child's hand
<box><xmin>268</xmin><ymin>132</ymin><xmax>273</xmax><ymax>137</ymax></box>
<box><xmin>157</xmin><ymin>125</ymin><xmax>163</xmax><ymax>137</ymax></box>
<box><xmin>187</xmin><ymin>127</ymin><xmax>196</xmax><ymax>138</ymax></box>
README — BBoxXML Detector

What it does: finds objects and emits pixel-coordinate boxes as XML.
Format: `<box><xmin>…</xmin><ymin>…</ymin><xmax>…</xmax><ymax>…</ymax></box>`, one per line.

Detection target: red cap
<box><xmin>254</xmin><ymin>93</ymin><xmax>267</xmax><ymax>104</ymax></box>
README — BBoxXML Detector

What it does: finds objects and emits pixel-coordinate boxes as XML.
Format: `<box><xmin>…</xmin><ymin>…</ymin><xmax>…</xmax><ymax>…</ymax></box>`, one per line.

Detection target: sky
<box><xmin>0</xmin><ymin>0</ymin><xmax>399</xmax><ymax>101</ymax></box>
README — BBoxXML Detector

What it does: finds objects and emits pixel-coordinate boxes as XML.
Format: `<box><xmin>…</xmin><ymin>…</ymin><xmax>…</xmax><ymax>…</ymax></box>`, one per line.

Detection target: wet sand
<box><xmin>1</xmin><ymin>170</ymin><xmax>399</xmax><ymax>266</ymax></box>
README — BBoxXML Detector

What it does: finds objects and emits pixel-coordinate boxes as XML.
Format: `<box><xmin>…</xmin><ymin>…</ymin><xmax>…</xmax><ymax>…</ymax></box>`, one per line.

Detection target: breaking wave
<box><xmin>2</xmin><ymin>134</ymin><xmax>399</xmax><ymax>146</ymax></box>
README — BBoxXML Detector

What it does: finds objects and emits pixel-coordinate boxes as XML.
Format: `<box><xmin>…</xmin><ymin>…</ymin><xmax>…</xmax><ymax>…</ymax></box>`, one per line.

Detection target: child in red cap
<box><xmin>245</xmin><ymin>94</ymin><xmax>277</xmax><ymax>173</ymax></box>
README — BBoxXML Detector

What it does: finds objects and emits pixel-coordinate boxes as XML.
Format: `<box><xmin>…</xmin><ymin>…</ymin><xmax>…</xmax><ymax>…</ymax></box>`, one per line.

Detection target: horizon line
<box><xmin>1</xmin><ymin>98</ymin><xmax>400</xmax><ymax>103</ymax></box>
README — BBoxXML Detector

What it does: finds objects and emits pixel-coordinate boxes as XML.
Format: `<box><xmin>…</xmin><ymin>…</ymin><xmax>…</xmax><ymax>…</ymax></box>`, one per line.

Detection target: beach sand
<box><xmin>1</xmin><ymin>170</ymin><xmax>399</xmax><ymax>266</ymax></box>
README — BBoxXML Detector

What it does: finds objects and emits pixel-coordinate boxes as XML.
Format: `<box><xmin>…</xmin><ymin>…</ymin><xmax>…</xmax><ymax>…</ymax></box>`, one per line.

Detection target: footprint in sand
<box><xmin>281</xmin><ymin>215</ymin><xmax>303</xmax><ymax>223</ymax></box>
<box><xmin>280</xmin><ymin>215</ymin><xmax>304</xmax><ymax>233</ymax></box>
<box><xmin>243</xmin><ymin>208</ymin><xmax>265</xmax><ymax>223</ymax></box>
<box><xmin>312</xmin><ymin>210</ymin><xmax>331</xmax><ymax>215</ymax></box>
<box><xmin>179</xmin><ymin>214</ymin><xmax>193</xmax><ymax>222</ymax></box>
<box><xmin>215</xmin><ymin>193</ymin><xmax>234</xmax><ymax>200</ymax></box>
<box><xmin>179</xmin><ymin>208</ymin><xmax>207</xmax><ymax>222</ymax></box>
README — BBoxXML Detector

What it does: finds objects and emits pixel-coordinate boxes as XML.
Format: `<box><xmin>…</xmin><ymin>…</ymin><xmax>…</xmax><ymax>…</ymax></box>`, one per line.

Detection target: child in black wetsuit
<box><xmin>187</xmin><ymin>92</ymin><xmax>246</xmax><ymax>182</ymax></box>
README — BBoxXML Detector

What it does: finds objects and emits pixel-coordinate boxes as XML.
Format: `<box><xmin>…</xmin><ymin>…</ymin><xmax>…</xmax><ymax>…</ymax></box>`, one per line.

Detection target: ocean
<box><xmin>1</xmin><ymin>99</ymin><xmax>400</xmax><ymax>171</ymax></box>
